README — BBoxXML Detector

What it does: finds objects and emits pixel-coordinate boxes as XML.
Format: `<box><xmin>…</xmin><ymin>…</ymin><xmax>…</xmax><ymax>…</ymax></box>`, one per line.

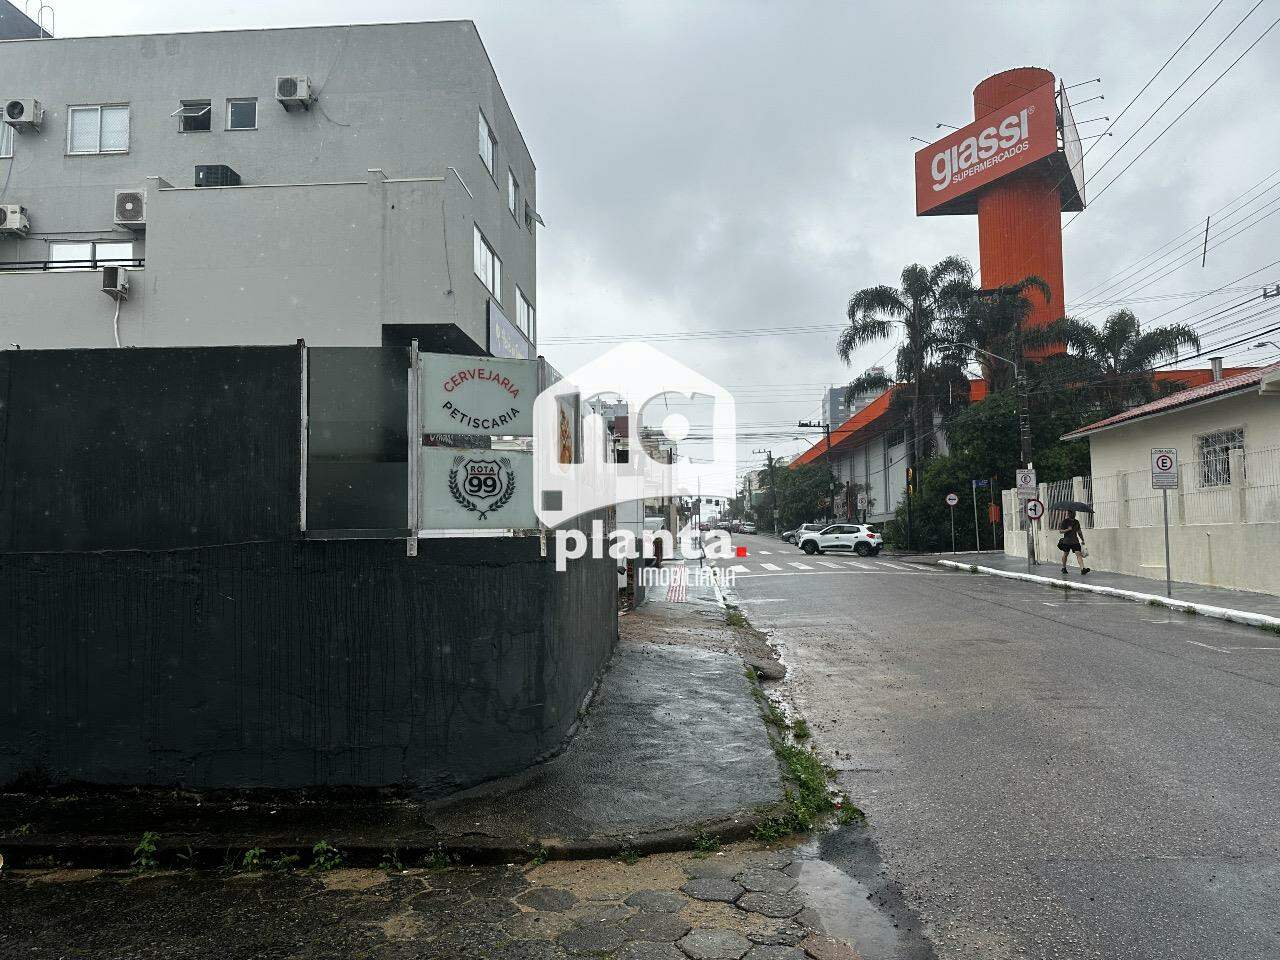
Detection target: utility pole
<box><xmin>753</xmin><ymin>448</ymin><xmax>779</xmax><ymax>533</ymax></box>
<box><xmin>798</xmin><ymin>419</ymin><xmax>836</xmax><ymax>521</ymax></box>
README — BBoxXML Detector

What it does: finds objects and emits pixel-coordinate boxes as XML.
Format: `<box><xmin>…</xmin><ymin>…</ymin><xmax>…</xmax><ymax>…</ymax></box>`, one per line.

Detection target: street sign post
<box><xmin>856</xmin><ymin>492</ymin><xmax>868</xmax><ymax>522</ymax></box>
<box><xmin>1025</xmin><ymin>498</ymin><xmax>1045</xmax><ymax>521</ymax></box>
<box><xmin>1151</xmin><ymin>448</ymin><xmax>1179</xmax><ymax>597</ymax></box>
<box><xmin>945</xmin><ymin>492</ymin><xmax>959</xmax><ymax>553</ymax></box>
<box><xmin>970</xmin><ymin>479</ymin><xmax>981</xmax><ymax>552</ymax></box>
<box><xmin>1016</xmin><ymin>466</ymin><xmax>1037</xmax><ymax>570</ymax></box>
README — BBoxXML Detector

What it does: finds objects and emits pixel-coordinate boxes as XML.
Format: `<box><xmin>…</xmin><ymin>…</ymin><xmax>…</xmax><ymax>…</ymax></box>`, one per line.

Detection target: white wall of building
<box><xmin>1005</xmin><ymin>382</ymin><xmax>1280</xmax><ymax>594</ymax></box>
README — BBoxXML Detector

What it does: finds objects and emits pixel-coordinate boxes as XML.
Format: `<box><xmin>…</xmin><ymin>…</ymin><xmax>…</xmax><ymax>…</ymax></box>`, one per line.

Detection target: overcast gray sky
<box><xmin>51</xmin><ymin>0</ymin><xmax>1280</xmax><ymax>472</ymax></box>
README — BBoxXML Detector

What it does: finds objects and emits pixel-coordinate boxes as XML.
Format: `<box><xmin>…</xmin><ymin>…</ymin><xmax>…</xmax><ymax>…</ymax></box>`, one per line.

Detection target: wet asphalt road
<box><xmin>721</xmin><ymin>534</ymin><xmax>1280</xmax><ymax>960</ymax></box>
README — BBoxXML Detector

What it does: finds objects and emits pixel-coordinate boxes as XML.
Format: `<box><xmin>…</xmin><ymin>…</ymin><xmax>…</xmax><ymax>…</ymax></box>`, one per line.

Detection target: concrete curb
<box><xmin>0</xmin><ymin>806</ymin><xmax>787</xmax><ymax>869</ymax></box>
<box><xmin>938</xmin><ymin>560</ymin><xmax>1280</xmax><ymax>631</ymax></box>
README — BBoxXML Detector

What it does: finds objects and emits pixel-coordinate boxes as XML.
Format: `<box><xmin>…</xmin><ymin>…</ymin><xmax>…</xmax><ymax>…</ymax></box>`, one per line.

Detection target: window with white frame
<box><xmin>473</xmin><ymin>225</ymin><xmax>501</xmax><ymax>298</ymax></box>
<box><xmin>1</xmin><ymin>123</ymin><xmax>12</xmax><ymax>159</ymax></box>
<box><xmin>1197</xmin><ymin>427</ymin><xmax>1245</xmax><ymax>487</ymax></box>
<box><xmin>516</xmin><ymin>286</ymin><xmax>535</xmax><ymax>340</ymax></box>
<box><xmin>227</xmin><ymin>98</ymin><xmax>257</xmax><ymax>131</ymax></box>
<box><xmin>508</xmin><ymin>169</ymin><xmax>519</xmax><ymax>217</ymax></box>
<box><xmin>48</xmin><ymin>239</ymin><xmax>135</xmax><ymax>269</ymax></box>
<box><xmin>478</xmin><ymin>110</ymin><xmax>496</xmax><ymax>177</ymax></box>
<box><xmin>68</xmin><ymin>104</ymin><xmax>130</xmax><ymax>155</ymax></box>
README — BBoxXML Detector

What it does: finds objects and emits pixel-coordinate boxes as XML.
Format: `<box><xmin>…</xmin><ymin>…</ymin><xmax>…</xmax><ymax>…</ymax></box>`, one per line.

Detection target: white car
<box><xmin>798</xmin><ymin>523</ymin><xmax>882</xmax><ymax>557</ymax></box>
<box><xmin>741</xmin><ymin>521</ymin><xmax>757</xmax><ymax>534</ymax></box>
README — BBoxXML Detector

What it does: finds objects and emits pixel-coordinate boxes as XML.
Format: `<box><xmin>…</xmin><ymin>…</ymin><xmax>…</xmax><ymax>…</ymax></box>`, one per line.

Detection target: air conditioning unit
<box><xmin>102</xmin><ymin>266</ymin><xmax>129</xmax><ymax>302</ymax></box>
<box><xmin>114</xmin><ymin>190</ymin><xmax>146</xmax><ymax>231</ymax></box>
<box><xmin>0</xmin><ymin>203</ymin><xmax>30</xmax><ymax>236</ymax></box>
<box><xmin>275</xmin><ymin>76</ymin><xmax>314</xmax><ymax>111</ymax></box>
<box><xmin>3</xmin><ymin>99</ymin><xmax>43</xmax><ymax>133</ymax></box>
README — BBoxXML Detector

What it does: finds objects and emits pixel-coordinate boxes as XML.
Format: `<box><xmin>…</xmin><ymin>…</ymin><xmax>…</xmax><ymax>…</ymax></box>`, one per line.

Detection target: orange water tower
<box><xmin>914</xmin><ymin>67</ymin><xmax>1086</xmax><ymax>338</ymax></box>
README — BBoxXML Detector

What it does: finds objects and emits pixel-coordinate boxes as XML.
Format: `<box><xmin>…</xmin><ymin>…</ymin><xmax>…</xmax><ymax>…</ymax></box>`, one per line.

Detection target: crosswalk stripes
<box><xmin>729</xmin><ymin>564</ymin><xmax>750</xmax><ymax>574</ymax></box>
<box><xmin>757</xmin><ymin>549</ymin><xmax>772</xmax><ymax>555</ymax></box>
<box><xmin>760</xmin><ymin>562</ymin><xmax>782</xmax><ymax>571</ymax></box>
<box><xmin>816</xmin><ymin>560</ymin><xmax>841</xmax><ymax>569</ymax></box>
<box><xmin>844</xmin><ymin>560</ymin><xmax>872</xmax><ymax>569</ymax></box>
<box><xmin>876</xmin><ymin>561</ymin><xmax>908</xmax><ymax>570</ymax></box>
<box><xmin>788</xmin><ymin>561</ymin><xmax>813</xmax><ymax>570</ymax></box>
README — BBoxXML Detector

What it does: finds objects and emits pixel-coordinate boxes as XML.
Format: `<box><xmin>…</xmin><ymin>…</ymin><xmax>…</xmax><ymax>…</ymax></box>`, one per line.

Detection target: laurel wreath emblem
<box><xmin>449</xmin><ymin>456</ymin><xmax>516</xmax><ymax>520</ymax></box>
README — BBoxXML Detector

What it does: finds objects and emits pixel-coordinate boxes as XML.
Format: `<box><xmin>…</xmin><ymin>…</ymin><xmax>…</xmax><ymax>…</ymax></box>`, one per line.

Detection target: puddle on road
<box><xmin>789</xmin><ymin>830</ymin><xmax>935</xmax><ymax>960</ymax></box>
<box><xmin>793</xmin><ymin>841</ymin><xmax>902</xmax><ymax>958</ymax></box>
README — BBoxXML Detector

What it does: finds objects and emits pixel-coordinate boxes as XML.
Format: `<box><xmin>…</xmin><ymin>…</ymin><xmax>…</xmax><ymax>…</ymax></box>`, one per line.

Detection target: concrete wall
<box><xmin>0</xmin><ymin>20</ymin><xmax>535</xmax><ymax>352</ymax></box>
<box><xmin>0</xmin><ymin>535</ymin><xmax>615</xmax><ymax>793</ymax></box>
<box><xmin>0</xmin><ymin>346</ymin><xmax>617</xmax><ymax>792</ymax></box>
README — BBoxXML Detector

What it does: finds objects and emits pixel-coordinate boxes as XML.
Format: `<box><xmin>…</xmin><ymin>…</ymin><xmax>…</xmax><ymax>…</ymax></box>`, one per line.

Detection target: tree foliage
<box><xmin>756</xmin><ymin>462</ymin><xmax>838</xmax><ymax>532</ymax></box>
<box><xmin>1027</xmin><ymin>309</ymin><xmax>1201</xmax><ymax>415</ymax></box>
<box><xmin>839</xmin><ymin>256</ymin><xmax>975</xmax><ymax>461</ymax></box>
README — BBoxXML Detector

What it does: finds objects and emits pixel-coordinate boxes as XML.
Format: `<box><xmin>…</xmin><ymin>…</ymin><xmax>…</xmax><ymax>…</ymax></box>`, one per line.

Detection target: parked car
<box><xmin>697</xmin><ymin>521</ymin><xmax>711</xmax><ymax>532</ymax></box>
<box><xmin>797</xmin><ymin>523</ymin><xmax>882</xmax><ymax>556</ymax></box>
<box><xmin>728</xmin><ymin>520</ymin><xmax>743</xmax><ymax>533</ymax></box>
<box><xmin>784</xmin><ymin>522</ymin><xmax>825</xmax><ymax>545</ymax></box>
<box><xmin>741</xmin><ymin>521</ymin><xmax>757</xmax><ymax>534</ymax></box>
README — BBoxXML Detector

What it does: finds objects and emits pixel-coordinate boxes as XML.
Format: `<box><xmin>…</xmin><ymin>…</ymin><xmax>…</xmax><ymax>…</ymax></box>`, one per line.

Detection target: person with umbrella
<box><xmin>1051</xmin><ymin>500</ymin><xmax>1093</xmax><ymax>576</ymax></box>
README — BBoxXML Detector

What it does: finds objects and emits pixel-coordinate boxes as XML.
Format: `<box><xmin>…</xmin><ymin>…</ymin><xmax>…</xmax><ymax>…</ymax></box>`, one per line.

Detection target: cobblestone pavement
<box><xmin>0</xmin><ymin>843</ymin><xmax>864</xmax><ymax>960</ymax></box>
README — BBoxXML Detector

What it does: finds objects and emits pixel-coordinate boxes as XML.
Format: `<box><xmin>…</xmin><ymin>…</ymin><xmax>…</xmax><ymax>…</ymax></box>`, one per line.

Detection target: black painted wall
<box><xmin>0</xmin><ymin>347</ymin><xmax>617</xmax><ymax>791</ymax></box>
<box><xmin>0</xmin><ymin>347</ymin><xmax>300</xmax><ymax>551</ymax></box>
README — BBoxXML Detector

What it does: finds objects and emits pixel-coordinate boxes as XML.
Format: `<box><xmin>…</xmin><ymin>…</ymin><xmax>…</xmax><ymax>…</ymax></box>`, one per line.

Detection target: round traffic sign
<box><xmin>1025</xmin><ymin>498</ymin><xmax>1045</xmax><ymax>520</ymax></box>
<box><xmin>945</xmin><ymin>493</ymin><xmax>959</xmax><ymax>507</ymax></box>
<box><xmin>1154</xmin><ymin>453</ymin><xmax>1174</xmax><ymax>473</ymax></box>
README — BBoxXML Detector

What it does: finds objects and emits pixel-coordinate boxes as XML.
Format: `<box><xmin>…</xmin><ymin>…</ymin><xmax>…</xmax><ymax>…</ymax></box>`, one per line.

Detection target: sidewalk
<box><xmin>931</xmin><ymin>550</ymin><xmax>1280</xmax><ymax>624</ymax></box>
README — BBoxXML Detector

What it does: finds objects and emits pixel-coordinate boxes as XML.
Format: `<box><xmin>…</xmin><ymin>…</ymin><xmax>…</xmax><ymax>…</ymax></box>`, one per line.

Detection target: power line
<box><xmin>1067</xmin><ymin>11</ymin><xmax>1280</xmax><ymax>223</ymax></box>
<box><xmin>1077</xmin><ymin>0</ymin><xmax>1264</xmax><ymax>193</ymax></box>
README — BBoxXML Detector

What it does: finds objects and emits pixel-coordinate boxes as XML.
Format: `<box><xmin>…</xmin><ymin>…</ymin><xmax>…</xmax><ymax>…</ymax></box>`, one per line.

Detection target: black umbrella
<box><xmin>1048</xmin><ymin>500</ymin><xmax>1094</xmax><ymax>513</ymax></box>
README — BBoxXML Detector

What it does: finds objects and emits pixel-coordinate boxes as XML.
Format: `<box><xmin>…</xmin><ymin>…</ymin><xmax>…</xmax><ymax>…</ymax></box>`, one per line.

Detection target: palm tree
<box><xmin>1028</xmin><ymin>309</ymin><xmax>1201</xmax><ymax>413</ymax></box>
<box><xmin>838</xmin><ymin>256</ymin><xmax>973</xmax><ymax>463</ymax></box>
<box><xmin>946</xmin><ymin>276</ymin><xmax>1052</xmax><ymax>392</ymax></box>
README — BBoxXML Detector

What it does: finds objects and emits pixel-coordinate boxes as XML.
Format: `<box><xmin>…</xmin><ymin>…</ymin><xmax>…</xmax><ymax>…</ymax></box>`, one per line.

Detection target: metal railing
<box><xmin>0</xmin><ymin>258</ymin><xmax>145</xmax><ymax>272</ymax></box>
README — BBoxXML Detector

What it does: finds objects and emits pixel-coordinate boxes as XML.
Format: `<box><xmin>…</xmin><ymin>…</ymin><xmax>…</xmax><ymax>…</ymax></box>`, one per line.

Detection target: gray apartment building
<box><xmin>0</xmin><ymin>19</ymin><xmax>537</xmax><ymax>357</ymax></box>
<box><xmin>822</xmin><ymin>367</ymin><xmax>884</xmax><ymax>426</ymax></box>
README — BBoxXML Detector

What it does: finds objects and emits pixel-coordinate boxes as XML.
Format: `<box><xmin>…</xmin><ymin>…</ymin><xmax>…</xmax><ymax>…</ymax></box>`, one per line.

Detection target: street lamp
<box><xmin>944</xmin><ymin>340</ymin><xmax>1035</xmax><ymax>569</ymax></box>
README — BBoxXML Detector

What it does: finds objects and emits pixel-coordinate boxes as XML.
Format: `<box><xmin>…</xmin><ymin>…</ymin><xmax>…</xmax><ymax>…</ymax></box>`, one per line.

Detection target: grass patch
<box><xmin>792</xmin><ymin>717</ymin><xmax>811</xmax><ymax>741</ymax></box>
<box><xmin>1185</xmin><ymin>607</ymin><xmax>1198</xmax><ymax>616</ymax></box>
<box><xmin>1147</xmin><ymin>599</ymin><xmax>1162</xmax><ymax>607</ymax></box>
<box><xmin>308</xmin><ymin>840</ymin><xmax>344</xmax><ymax>872</ymax></box>
<box><xmin>422</xmin><ymin>849</ymin><xmax>454</xmax><ymax>870</ymax></box>
<box><xmin>526</xmin><ymin>845</ymin><xmax>548</xmax><ymax>867</ymax></box>
<box><xmin>240</xmin><ymin>847</ymin><xmax>267</xmax><ymax>871</ymax></box>
<box><xmin>1259</xmin><ymin>622</ymin><xmax>1280</xmax><ymax>637</ymax></box>
<box><xmin>968</xmin><ymin>565</ymin><xmax>979</xmax><ymax>573</ymax></box>
<box><xmin>726</xmin><ymin>609</ymin><xmax>748</xmax><ymax>629</ymax></box>
<box><xmin>753</xmin><ymin>742</ymin><xmax>839</xmax><ymax>841</ymax></box>
<box><xmin>692</xmin><ymin>832</ymin><xmax>721</xmax><ymax>854</ymax></box>
<box><xmin>836</xmin><ymin>800</ymin><xmax>868</xmax><ymax>826</ymax></box>
<box><xmin>612</xmin><ymin>847</ymin><xmax>642</xmax><ymax>865</ymax></box>
<box><xmin>378</xmin><ymin>849</ymin><xmax>404</xmax><ymax>872</ymax></box>
<box><xmin>131</xmin><ymin>831</ymin><xmax>160</xmax><ymax>873</ymax></box>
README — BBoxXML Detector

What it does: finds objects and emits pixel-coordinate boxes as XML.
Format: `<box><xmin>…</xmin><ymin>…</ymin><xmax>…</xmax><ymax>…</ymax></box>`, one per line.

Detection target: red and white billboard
<box><xmin>915</xmin><ymin>82</ymin><xmax>1058</xmax><ymax>216</ymax></box>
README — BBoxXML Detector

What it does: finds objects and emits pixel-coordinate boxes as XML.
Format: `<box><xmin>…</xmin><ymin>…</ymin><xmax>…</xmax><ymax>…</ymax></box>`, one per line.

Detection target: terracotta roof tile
<box><xmin>1062</xmin><ymin>364</ymin><xmax>1278</xmax><ymax>440</ymax></box>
